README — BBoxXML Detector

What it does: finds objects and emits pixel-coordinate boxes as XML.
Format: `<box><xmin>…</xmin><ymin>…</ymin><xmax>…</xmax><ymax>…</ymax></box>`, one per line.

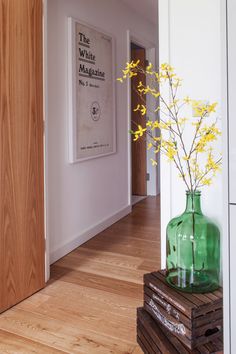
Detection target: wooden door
<box><xmin>131</xmin><ymin>46</ymin><xmax>147</xmax><ymax>196</ymax></box>
<box><xmin>0</xmin><ymin>0</ymin><xmax>45</xmax><ymax>313</ymax></box>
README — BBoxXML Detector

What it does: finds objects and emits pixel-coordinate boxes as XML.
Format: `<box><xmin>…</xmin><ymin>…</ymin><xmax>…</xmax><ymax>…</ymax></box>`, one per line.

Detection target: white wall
<box><xmin>159</xmin><ymin>0</ymin><xmax>229</xmax><ymax>351</ymax></box>
<box><xmin>159</xmin><ymin>0</ymin><xmax>222</xmax><ymax>266</ymax></box>
<box><xmin>226</xmin><ymin>0</ymin><xmax>236</xmax><ymax>352</ymax></box>
<box><xmin>46</xmin><ymin>0</ymin><xmax>156</xmax><ymax>264</ymax></box>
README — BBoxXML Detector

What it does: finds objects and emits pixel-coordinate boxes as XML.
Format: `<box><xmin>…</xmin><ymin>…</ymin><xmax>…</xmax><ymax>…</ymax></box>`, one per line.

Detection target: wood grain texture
<box><xmin>0</xmin><ymin>0</ymin><xmax>45</xmax><ymax>312</ymax></box>
<box><xmin>0</xmin><ymin>329</ymin><xmax>65</xmax><ymax>354</ymax></box>
<box><xmin>137</xmin><ymin>307</ymin><xmax>223</xmax><ymax>354</ymax></box>
<box><xmin>0</xmin><ymin>197</ymin><xmax>160</xmax><ymax>352</ymax></box>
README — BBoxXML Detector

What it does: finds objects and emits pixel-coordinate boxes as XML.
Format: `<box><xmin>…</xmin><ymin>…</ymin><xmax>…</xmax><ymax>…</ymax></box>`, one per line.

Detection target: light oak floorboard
<box><xmin>0</xmin><ymin>197</ymin><xmax>160</xmax><ymax>353</ymax></box>
<box><xmin>0</xmin><ymin>329</ymin><xmax>66</xmax><ymax>354</ymax></box>
<box><xmin>49</xmin><ymin>266</ymin><xmax>143</xmax><ymax>299</ymax></box>
<box><xmin>132</xmin><ymin>346</ymin><xmax>144</xmax><ymax>354</ymax></box>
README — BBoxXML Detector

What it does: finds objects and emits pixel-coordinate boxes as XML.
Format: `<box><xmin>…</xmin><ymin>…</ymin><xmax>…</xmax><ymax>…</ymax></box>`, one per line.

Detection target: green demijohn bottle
<box><xmin>166</xmin><ymin>191</ymin><xmax>220</xmax><ymax>293</ymax></box>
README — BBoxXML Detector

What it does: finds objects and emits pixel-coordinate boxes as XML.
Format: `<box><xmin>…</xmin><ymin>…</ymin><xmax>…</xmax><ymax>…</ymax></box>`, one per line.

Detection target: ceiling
<box><xmin>120</xmin><ymin>0</ymin><xmax>158</xmax><ymax>26</ymax></box>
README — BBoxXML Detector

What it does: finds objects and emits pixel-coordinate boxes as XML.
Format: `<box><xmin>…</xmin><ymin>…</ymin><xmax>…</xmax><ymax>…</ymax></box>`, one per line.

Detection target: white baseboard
<box><xmin>49</xmin><ymin>204</ymin><xmax>132</xmax><ymax>266</ymax></box>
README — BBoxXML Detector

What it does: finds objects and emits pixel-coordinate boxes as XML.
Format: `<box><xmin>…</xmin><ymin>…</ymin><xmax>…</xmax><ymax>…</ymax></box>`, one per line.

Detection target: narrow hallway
<box><xmin>0</xmin><ymin>197</ymin><xmax>160</xmax><ymax>353</ymax></box>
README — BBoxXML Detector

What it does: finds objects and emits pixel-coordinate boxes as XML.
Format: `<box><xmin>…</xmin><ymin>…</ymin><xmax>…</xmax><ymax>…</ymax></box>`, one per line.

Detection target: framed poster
<box><xmin>68</xmin><ymin>17</ymin><xmax>116</xmax><ymax>163</ymax></box>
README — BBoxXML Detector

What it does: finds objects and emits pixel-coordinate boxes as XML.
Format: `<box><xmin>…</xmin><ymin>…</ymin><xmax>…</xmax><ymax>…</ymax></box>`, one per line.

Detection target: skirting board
<box><xmin>49</xmin><ymin>204</ymin><xmax>132</xmax><ymax>266</ymax></box>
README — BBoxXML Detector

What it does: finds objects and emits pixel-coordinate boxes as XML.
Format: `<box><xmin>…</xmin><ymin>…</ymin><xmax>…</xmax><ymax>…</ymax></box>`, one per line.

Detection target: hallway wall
<box><xmin>159</xmin><ymin>0</ymin><xmax>222</xmax><ymax>268</ymax></box>
<box><xmin>46</xmin><ymin>0</ymin><xmax>157</xmax><ymax>264</ymax></box>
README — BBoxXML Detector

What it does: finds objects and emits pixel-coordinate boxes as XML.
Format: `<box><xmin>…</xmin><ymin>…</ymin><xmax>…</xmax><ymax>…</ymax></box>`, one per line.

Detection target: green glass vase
<box><xmin>166</xmin><ymin>191</ymin><xmax>220</xmax><ymax>293</ymax></box>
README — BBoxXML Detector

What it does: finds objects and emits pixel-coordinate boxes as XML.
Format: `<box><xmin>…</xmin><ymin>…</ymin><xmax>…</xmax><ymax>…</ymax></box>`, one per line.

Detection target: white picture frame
<box><xmin>68</xmin><ymin>17</ymin><xmax>116</xmax><ymax>163</ymax></box>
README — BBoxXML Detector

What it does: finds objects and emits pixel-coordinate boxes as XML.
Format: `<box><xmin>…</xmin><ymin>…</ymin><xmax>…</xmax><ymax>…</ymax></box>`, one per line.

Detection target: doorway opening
<box><xmin>130</xmin><ymin>42</ymin><xmax>147</xmax><ymax>206</ymax></box>
<box><xmin>128</xmin><ymin>35</ymin><xmax>160</xmax><ymax>208</ymax></box>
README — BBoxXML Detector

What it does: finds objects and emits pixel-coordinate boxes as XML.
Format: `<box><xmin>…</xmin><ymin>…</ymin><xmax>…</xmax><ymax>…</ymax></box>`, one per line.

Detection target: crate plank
<box><xmin>137</xmin><ymin>308</ymin><xmax>179</xmax><ymax>354</ymax></box>
<box><xmin>145</xmin><ymin>287</ymin><xmax>222</xmax><ymax>330</ymax></box>
<box><xmin>143</xmin><ymin>270</ymin><xmax>223</xmax><ymax>350</ymax></box>
<box><xmin>137</xmin><ymin>336</ymin><xmax>150</xmax><ymax>354</ymax></box>
<box><xmin>137</xmin><ymin>307</ymin><xmax>223</xmax><ymax>354</ymax></box>
<box><xmin>144</xmin><ymin>273</ymin><xmax>196</xmax><ymax>316</ymax></box>
<box><xmin>153</xmin><ymin>272</ymin><xmax>210</xmax><ymax>306</ymax></box>
<box><xmin>138</xmin><ymin>323</ymin><xmax>161</xmax><ymax>354</ymax></box>
<box><xmin>137</xmin><ymin>329</ymin><xmax>156</xmax><ymax>354</ymax></box>
<box><xmin>144</xmin><ymin>286</ymin><xmax>192</xmax><ymax>328</ymax></box>
<box><xmin>138</xmin><ymin>318</ymin><xmax>190</xmax><ymax>354</ymax></box>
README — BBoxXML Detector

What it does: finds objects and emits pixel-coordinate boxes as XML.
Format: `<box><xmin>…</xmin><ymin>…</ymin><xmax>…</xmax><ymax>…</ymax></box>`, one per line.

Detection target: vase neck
<box><xmin>185</xmin><ymin>191</ymin><xmax>202</xmax><ymax>214</ymax></box>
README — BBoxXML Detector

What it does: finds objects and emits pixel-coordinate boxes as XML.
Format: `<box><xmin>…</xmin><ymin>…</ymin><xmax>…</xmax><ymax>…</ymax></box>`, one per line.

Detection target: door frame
<box><xmin>43</xmin><ymin>0</ymin><xmax>50</xmax><ymax>282</ymax></box>
<box><xmin>127</xmin><ymin>29</ymin><xmax>159</xmax><ymax>208</ymax></box>
<box><xmin>158</xmin><ymin>0</ymin><xmax>230</xmax><ymax>351</ymax></box>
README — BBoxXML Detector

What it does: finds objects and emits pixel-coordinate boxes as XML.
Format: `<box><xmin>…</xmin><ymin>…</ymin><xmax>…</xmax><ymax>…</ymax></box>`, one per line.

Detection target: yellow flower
<box><xmin>151</xmin><ymin>91</ymin><xmax>160</xmax><ymax>98</ymax></box>
<box><xmin>192</xmin><ymin>121</ymin><xmax>201</xmax><ymax>128</ymax></box>
<box><xmin>153</xmin><ymin>136</ymin><xmax>161</xmax><ymax>142</ymax></box>
<box><xmin>129</xmin><ymin>72</ymin><xmax>137</xmax><ymax>78</ymax></box>
<box><xmin>161</xmin><ymin>63</ymin><xmax>174</xmax><ymax>72</ymax></box>
<box><xmin>206</xmin><ymin>152</ymin><xmax>221</xmax><ymax>172</ymax></box>
<box><xmin>207</xmin><ymin>102</ymin><xmax>217</xmax><ymax>113</ymax></box>
<box><xmin>151</xmin><ymin>158</ymin><xmax>158</xmax><ymax>166</ymax></box>
<box><xmin>202</xmin><ymin>178</ymin><xmax>212</xmax><ymax>186</ymax></box>
<box><xmin>173</xmin><ymin>77</ymin><xmax>182</xmax><ymax>88</ymax></box>
<box><xmin>143</xmin><ymin>86</ymin><xmax>151</xmax><ymax>94</ymax></box>
<box><xmin>192</xmin><ymin>103</ymin><xmax>207</xmax><ymax>117</ymax></box>
<box><xmin>133</xmin><ymin>104</ymin><xmax>140</xmax><ymax>112</ymax></box>
<box><xmin>168</xmin><ymin>100</ymin><xmax>179</xmax><ymax>110</ymax></box>
<box><xmin>166</xmin><ymin>148</ymin><xmax>176</xmax><ymax>161</ymax></box>
<box><xmin>126</xmin><ymin>60</ymin><xmax>140</xmax><ymax>69</ymax></box>
<box><xmin>155</xmin><ymin>72</ymin><xmax>160</xmax><ymax>81</ymax></box>
<box><xmin>134</xmin><ymin>125</ymin><xmax>146</xmax><ymax>137</ymax></box>
<box><xmin>137</xmin><ymin>81</ymin><xmax>143</xmax><ymax>89</ymax></box>
<box><xmin>117</xmin><ymin>60</ymin><xmax>141</xmax><ymax>82</ymax></box>
<box><xmin>133</xmin><ymin>59</ymin><xmax>140</xmax><ymax>67</ymax></box>
<box><xmin>138</xmin><ymin>87</ymin><xmax>145</xmax><ymax>93</ymax></box>
<box><xmin>133</xmin><ymin>103</ymin><xmax>148</xmax><ymax>116</ymax></box>
<box><xmin>140</xmin><ymin>105</ymin><xmax>147</xmax><ymax>116</ymax></box>
<box><xmin>161</xmin><ymin>140</ymin><xmax>177</xmax><ymax>161</ymax></box>
<box><xmin>184</xmin><ymin>96</ymin><xmax>191</xmax><ymax>104</ymax></box>
<box><xmin>118</xmin><ymin>61</ymin><xmax>222</xmax><ymax>190</ymax></box>
<box><xmin>122</xmin><ymin>69</ymin><xmax>129</xmax><ymax>75</ymax></box>
<box><xmin>159</xmin><ymin>122</ymin><xmax>171</xmax><ymax>130</ymax></box>
<box><xmin>154</xmin><ymin>146</ymin><xmax>160</xmax><ymax>154</ymax></box>
<box><xmin>178</xmin><ymin>117</ymin><xmax>188</xmax><ymax>125</ymax></box>
<box><xmin>139</xmin><ymin>85</ymin><xmax>159</xmax><ymax>98</ymax></box>
<box><xmin>152</xmin><ymin>121</ymin><xmax>160</xmax><ymax>130</ymax></box>
<box><xmin>159</xmin><ymin>73</ymin><xmax>168</xmax><ymax>80</ymax></box>
<box><xmin>192</xmin><ymin>100</ymin><xmax>216</xmax><ymax>117</ymax></box>
<box><xmin>209</xmin><ymin>125</ymin><xmax>221</xmax><ymax>136</ymax></box>
<box><xmin>146</xmin><ymin>62</ymin><xmax>153</xmax><ymax>71</ymax></box>
<box><xmin>146</xmin><ymin>121</ymin><xmax>153</xmax><ymax>127</ymax></box>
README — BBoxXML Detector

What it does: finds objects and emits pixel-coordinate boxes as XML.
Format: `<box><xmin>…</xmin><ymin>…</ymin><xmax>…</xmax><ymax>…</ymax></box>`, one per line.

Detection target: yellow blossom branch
<box><xmin>117</xmin><ymin>62</ymin><xmax>222</xmax><ymax>192</ymax></box>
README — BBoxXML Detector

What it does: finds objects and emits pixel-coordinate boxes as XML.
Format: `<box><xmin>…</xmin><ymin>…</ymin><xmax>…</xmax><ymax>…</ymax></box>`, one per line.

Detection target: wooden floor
<box><xmin>0</xmin><ymin>197</ymin><xmax>160</xmax><ymax>353</ymax></box>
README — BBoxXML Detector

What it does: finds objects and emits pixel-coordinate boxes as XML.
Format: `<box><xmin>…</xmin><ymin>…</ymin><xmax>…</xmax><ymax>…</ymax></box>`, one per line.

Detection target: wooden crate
<box><xmin>143</xmin><ymin>270</ymin><xmax>223</xmax><ymax>350</ymax></box>
<box><xmin>137</xmin><ymin>307</ymin><xmax>223</xmax><ymax>354</ymax></box>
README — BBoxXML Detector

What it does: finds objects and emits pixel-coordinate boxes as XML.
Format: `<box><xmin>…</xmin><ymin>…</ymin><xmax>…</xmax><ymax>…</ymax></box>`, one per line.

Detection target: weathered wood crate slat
<box><xmin>143</xmin><ymin>270</ymin><xmax>223</xmax><ymax>350</ymax></box>
<box><xmin>137</xmin><ymin>307</ymin><xmax>223</xmax><ymax>354</ymax></box>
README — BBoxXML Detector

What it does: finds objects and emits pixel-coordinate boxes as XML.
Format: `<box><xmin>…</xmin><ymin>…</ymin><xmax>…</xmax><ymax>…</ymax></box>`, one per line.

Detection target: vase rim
<box><xmin>186</xmin><ymin>190</ymin><xmax>201</xmax><ymax>196</ymax></box>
